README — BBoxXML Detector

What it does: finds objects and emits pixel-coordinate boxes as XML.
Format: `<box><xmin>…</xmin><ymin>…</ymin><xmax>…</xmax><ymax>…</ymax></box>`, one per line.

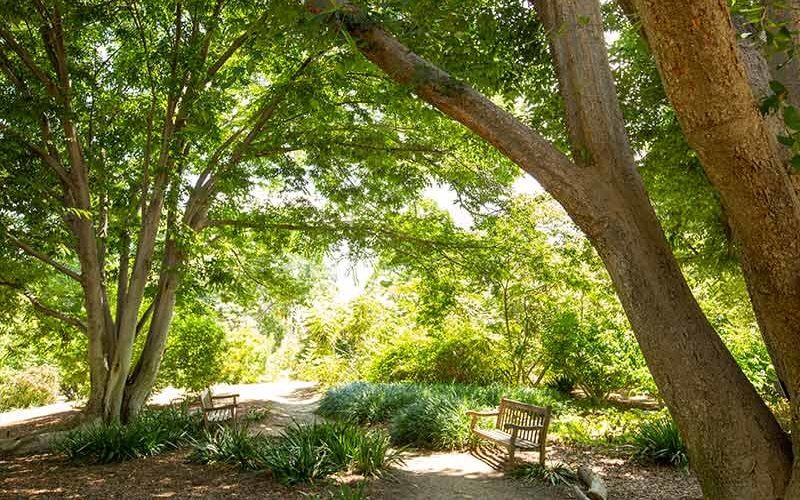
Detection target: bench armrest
<box><xmin>465</xmin><ymin>410</ymin><xmax>499</xmax><ymax>417</ymax></box>
<box><xmin>467</xmin><ymin>409</ymin><xmax>499</xmax><ymax>431</ymax></box>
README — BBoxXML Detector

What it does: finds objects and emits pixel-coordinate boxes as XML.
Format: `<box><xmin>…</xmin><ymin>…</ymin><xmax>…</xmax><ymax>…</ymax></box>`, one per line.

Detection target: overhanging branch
<box><xmin>0</xmin><ymin>279</ymin><xmax>87</xmax><ymax>333</ymax></box>
<box><xmin>4</xmin><ymin>232</ymin><xmax>82</xmax><ymax>282</ymax></box>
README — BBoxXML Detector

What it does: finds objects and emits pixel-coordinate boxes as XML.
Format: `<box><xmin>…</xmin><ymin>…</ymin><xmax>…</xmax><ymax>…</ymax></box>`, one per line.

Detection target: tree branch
<box><xmin>4</xmin><ymin>232</ymin><xmax>82</xmax><ymax>282</ymax></box>
<box><xmin>0</xmin><ymin>123</ymin><xmax>71</xmax><ymax>186</ymax></box>
<box><xmin>204</xmin><ymin>12</ymin><xmax>269</xmax><ymax>82</ymax></box>
<box><xmin>0</xmin><ymin>280</ymin><xmax>87</xmax><ymax>333</ymax></box>
<box><xmin>0</xmin><ymin>26</ymin><xmax>60</xmax><ymax>97</ymax></box>
<box><xmin>304</xmin><ymin>0</ymin><xmax>585</xmax><ymax>208</ymax></box>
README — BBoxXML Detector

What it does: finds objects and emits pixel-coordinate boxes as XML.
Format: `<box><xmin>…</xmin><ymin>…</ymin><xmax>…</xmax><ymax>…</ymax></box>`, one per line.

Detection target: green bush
<box><xmin>55</xmin><ymin>406</ymin><xmax>203</xmax><ymax>463</ymax></box>
<box><xmin>326</xmin><ymin>482</ymin><xmax>368</xmax><ymax>500</ymax></box>
<box><xmin>546</xmin><ymin>374</ymin><xmax>575</xmax><ymax>396</ymax></box>
<box><xmin>318</xmin><ymin>382</ymin><xmax>570</xmax><ymax>449</ymax></box>
<box><xmin>317</xmin><ymin>382</ymin><xmax>418</xmax><ymax>424</ymax></box>
<box><xmin>189</xmin><ymin>421</ymin><xmax>402</xmax><ymax>485</ymax></box>
<box><xmin>318</xmin><ymin>381</ymin><xmax>571</xmax><ymax>450</ymax></box>
<box><xmin>368</xmin><ymin>329</ymin><xmax>503</xmax><ymax>385</ymax></box>
<box><xmin>0</xmin><ymin>365</ymin><xmax>60</xmax><ymax>411</ymax></box>
<box><xmin>541</xmin><ymin>311</ymin><xmax>633</xmax><ymax>402</ymax></box>
<box><xmin>632</xmin><ymin>412</ymin><xmax>688</xmax><ymax>467</ymax></box>
<box><xmin>389</xmin><ymin>392</ymin><xmax>472</xmax><ymax>449</ymax></box>
<box><xmin>189</xmin><ymin>425</ymin><xmax>269</xmax><ymax>470</ymax></box>
<box><xmin>157</xmin><ymin>311</ymin><xmax>227</xmax><ymax>392</ymax></box>
<box><xmin>220</xmin><ymin>326</ymin><xmax>270</xmax><ymax>384</ymax></box>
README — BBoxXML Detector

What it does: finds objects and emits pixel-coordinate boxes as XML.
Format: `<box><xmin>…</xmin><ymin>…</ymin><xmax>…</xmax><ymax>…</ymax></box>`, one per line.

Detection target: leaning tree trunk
<box><xmin>304</xmin><ymin>0</ymin><xmax>794</xmax><ymax>496</ymax></box>
<box><xmin>630</xmin><ymin>1</ymin><xmax>800</xmax><ymax>494</ymax></box>
<box><xmin>537</xmin><ymin>2</ymin><xmax>793</xmax><ymax>496</ymax></box>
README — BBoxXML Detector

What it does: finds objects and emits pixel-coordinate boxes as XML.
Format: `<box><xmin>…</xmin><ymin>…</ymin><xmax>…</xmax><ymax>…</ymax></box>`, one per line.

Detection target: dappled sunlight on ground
<box><xmin>372</xmin><ymin>448</ymin><xmax>572</xmax><ymax>500</ymax></box>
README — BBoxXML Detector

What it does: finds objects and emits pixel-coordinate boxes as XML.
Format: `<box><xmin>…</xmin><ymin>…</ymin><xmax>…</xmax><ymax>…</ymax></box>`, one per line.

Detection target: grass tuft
<box><xmin>632</xmin><ymin>413</ymin><xmax>688</xmax><ymax>467</ymax></box>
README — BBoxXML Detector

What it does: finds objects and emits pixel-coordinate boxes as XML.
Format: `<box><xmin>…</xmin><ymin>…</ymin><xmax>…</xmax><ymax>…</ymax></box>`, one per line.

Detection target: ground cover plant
<box><xmin>189</xmin><ymin>421</ymin><xmax>403</xmax><ymax>485</ymax></box>
<box><xmin>54</xmin><ymin>406</ymin><xmax>203</xmax><ymax>463</ymax></box>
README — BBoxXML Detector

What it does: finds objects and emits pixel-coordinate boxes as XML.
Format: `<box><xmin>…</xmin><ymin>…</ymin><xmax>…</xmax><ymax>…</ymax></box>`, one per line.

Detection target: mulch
<box><xmin>549</xmin><ymin>443</ymin><xmax>702</xmax><ymax>500</ymax></box>
<box><xmin>0</xmin><ymin>450</ymin><xmax>320</xmax><ymax>499</ymax></box>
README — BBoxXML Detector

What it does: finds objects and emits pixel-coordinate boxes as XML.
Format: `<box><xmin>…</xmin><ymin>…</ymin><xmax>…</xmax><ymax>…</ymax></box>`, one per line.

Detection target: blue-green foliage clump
<box><xmin>318</xmin><ymin>381</ymin><xmax>568</xmax><ymax>450</ymax></box>
<box><xmin>54</xmin><ymin>406</ymin><xmax>203</xmax><ymax>463</ymax></box>
<box><xmin>632</xmin><ymin>412</ymin><xmax>688</xmax><ymax>467</ymax></box>
<box><xmin>189</xmin><ymin>421</ymin><xmax>402</xmax><ymax>485</ymax></box>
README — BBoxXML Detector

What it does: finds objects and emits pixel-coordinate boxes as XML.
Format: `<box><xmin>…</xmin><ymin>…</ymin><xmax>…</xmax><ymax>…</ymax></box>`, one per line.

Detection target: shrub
<box><xmin>368</xmin><ymin>329</ymin><xmax>503</xmax><ymax>385</ymax></box>
<box><xmin>55</xmin><ymin>406</ymin><xmax>203</xmax><ymax>463</ymax></box>
<box><xmin>541</xmin><ymin>311</ymin><xmax>633</xmax><ymax>402</ymax></box>
<box><xmin>318</xmin><ymin>381</ymin><xmax>572</xmax><ymax>450</ymax></box>
<box><xmin>189</xmin><ymin>425</ymin><xmax>269</xmax><ymax>470</ymax></box>
<box><xmin>327</xmin><ymin>482</ymin><xmax>368</xmax><ymax>500</ymax></box>
<box><xmin>265</xmin><ymin>422</ymin><xmax>403</xmax><ymax>483</ymax></box>
<box><xmin>510</xmin><ymin>462</ymin><xmax>577</xmax><ymax>486</ymax></box>
<box><xmin>0</xmin><ymin>365</ymin><xmax>60</xmax><ymax>411</ymax></box>
<box><xmin>220</xmin><ymin>326</ymin><xmax>270</xmax><ymax>384</ymax></box>
<box><xmin>157</xmin><ymin>311</ymin><xmax>227</xmax><ymax>392</ymax></box>
<box><xmin>546</xmin><ymin>374</ymin><xmax>575</xmax><ymax>396</ymax></box>
<box><xmin>632</xmin><ymin>413</ymin><xmax>688</xmax><ymax>467</ymax></box>
<box><xmin>317</xmin><ymin>382</ymin><xmax>418</xmax><ymax>424</ymax></box>
<box><xmin>549</xmin><ymin>407</ymin><xmax>650</xmax><ymax>446</ymax></box>
<box><xmin>389</xmin><ymin>392</ymin><xmax>471</xmax><ymax>449</ymax></box>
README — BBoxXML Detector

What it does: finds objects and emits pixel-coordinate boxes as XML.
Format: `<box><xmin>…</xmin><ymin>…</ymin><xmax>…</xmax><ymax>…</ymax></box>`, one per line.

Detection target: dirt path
<box><xmin>371</xmin><ymin>450</ymin><xmax>572</xmax><ymax>500</ymax></box>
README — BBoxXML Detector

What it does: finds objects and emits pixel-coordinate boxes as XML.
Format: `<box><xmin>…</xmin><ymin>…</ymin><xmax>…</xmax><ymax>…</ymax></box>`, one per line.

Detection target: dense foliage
<box><xmin>0</xmin><ymin>365</ymin><xmax>60</xmax><ymax>411</ymax></box>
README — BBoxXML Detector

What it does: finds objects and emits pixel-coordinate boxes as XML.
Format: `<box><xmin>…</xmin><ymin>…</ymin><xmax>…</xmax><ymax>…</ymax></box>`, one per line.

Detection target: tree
<box><xmin>305</xmin><ymin>0</ymin><xmax>800</xmax><ymax>496</ymax></box>
<box><xmin>0</xmin><ymin>0</ymin><xmax>507</xmax><ymax>422</ymax></box>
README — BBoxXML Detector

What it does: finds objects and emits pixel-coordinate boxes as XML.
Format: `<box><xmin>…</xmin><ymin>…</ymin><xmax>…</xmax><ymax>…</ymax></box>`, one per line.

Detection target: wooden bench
<box><xmin>199</xmin><ymin>389</ymin><xmax>240</xmax><ymax>427</ymax></box>
<box><xmin>466</xmin><ymin>398</ymin><xmax>551</xmax><ymax>464</ymax></box>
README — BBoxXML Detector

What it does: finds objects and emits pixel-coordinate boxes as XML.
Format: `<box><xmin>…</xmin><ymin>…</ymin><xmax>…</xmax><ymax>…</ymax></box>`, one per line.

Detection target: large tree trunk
<box><xmin>538</xmin><ymin>2</ymin><xmax>792</xmax><ymax>497</ymax></box>
<box><xmin>630</xmin><ymin>1</ymin><xmax>800</xmax><ymax>494</ymax></box>
<box><xmin>304</xmin><ymin>0</ymin><xmax>794</xmax><ymax>496</ymax></box>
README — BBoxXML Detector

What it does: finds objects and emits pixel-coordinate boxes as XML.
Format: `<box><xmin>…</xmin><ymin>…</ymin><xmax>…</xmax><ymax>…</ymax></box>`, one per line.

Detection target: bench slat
<box><xmin>473</xmin><ymin>428</ymin><xmax>539</xmax><ymax>449</ymax></box>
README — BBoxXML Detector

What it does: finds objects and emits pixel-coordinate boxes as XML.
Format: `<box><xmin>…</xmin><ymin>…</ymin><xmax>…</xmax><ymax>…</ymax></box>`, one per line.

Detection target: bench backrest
<box><xmin>496</xmin><ymin>398</ymin><xmax>551</xmax><ymax>444</ymax></box>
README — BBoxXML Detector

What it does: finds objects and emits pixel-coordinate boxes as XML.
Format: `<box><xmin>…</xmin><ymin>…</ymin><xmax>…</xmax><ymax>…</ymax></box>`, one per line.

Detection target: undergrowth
<box><xmin>189</xmin><ymin>421</ymin><xmax>403</xmax><ymax>485</ymax></box>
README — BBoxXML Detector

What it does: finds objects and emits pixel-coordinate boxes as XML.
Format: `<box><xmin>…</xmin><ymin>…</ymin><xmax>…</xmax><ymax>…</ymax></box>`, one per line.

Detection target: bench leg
<box><xmin>539</xmin><ymin>445</ymin><xmax>546</xmax><ymax>466</ymax></box>
<box><xmin>508</xmin><ymin>446</ymin><xmax>516</xmax><ymax>465</ymax></box>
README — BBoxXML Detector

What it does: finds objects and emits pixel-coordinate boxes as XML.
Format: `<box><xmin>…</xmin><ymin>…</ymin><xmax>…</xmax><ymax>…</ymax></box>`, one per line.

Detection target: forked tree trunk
<box><xmin>630</xmin><ymin>1</ymin><xmax>800</xmax><ymax>495</ymax></box>
<box><xmin>121</xmin><ymin>232</ymin><xmax>183</xmax><ymax>421</ymax></box>
<box><xmin>537</xmin><ymin>3</ymin><xmax>792</xmax><ymax>496</ymax></box>
<box><xmin>304</xmin><ymin>0</ymin><xmax>794</xmax><ymax>496</ymax></box>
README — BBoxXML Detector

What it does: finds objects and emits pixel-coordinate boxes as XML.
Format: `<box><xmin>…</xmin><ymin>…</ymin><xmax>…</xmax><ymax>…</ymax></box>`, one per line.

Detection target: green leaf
<box><xmin>783</xmin><ymin>105</ymin><xmax>800</xmax><ymax>130</ymax></box>
<box><xmin>777</xmin><ymin>134</ymin><xmax>795</xmax><ymax>146</ymax></box>
<box><xmin>790</xmin><ymin>155</ymin><xmax>800</xmax><ymax>171</ymax></box>
<box><xmin>770</xmin><ymin>80</ymin><xmax>787</xmax><ymax>97</ymax></box>
<box><xmin>760</xmin><ymin>94</ymin><xmax>779</xmax><ymax>115</ymax></box>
